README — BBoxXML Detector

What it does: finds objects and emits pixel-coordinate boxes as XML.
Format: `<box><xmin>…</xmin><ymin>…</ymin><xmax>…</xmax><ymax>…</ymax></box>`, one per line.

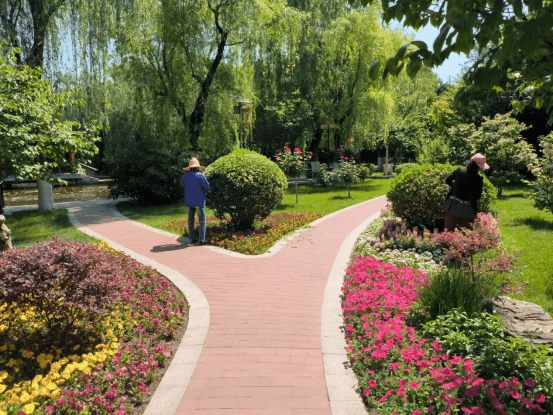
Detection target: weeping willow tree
<box><xmin>252</xmin><ymin>1</ymin><xmax>431</xmax><ymax>165</ymax></box>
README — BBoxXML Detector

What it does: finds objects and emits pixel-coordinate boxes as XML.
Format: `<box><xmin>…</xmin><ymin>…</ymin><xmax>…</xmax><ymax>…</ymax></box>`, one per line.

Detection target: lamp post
<box><xmin>231</xmin><ymin>96</ymin><xmax>251</xmax><ymax>149</ymax></box>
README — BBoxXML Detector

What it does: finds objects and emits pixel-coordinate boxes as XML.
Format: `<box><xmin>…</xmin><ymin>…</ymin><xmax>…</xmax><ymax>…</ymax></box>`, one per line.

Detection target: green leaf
<box><xmin>411</xmin><ymin>40</ymin><xmax>428</xmax><ymax>50</ymax></box>
<box><xmin>369</xmin><ymin>60</ymin><xmax>382</xmax><ymax>81</ymax></box>
<box><xmin>433</xmin><ymin>24</ymin><xmax>451</xmax><ymax>59</ymax></box>
<box><xmin>394</xmin><ymin>44</ymin><xmax>410</xmax><ymax>63</ymax></box>
<box><xmin>406</xmin><ymin>57</ymin><xmax>422</xmax><ymax>79</ymax></box>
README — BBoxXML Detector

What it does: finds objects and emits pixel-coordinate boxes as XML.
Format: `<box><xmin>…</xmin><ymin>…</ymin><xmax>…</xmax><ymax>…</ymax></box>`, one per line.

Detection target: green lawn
<box><xmin>116</xmin><ymin>179</ymin><xmax>390</xmax><ymax>234</ymax></box>
<box><xmin>493</xmin><ymin>184</ymin><xmax>553</xmax><ymax>314</ymax></box>
<box><xmin>5</xmin><ymin>209</ymin><xmax>98</xmax><ymax>248</ymax></box>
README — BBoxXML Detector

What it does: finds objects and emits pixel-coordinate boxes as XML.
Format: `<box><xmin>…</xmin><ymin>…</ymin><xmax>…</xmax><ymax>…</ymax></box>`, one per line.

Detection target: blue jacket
<box><xmin>180</xmin><ymin>171</ymin><xmax>211</xmax><ymax>208</ymax></box>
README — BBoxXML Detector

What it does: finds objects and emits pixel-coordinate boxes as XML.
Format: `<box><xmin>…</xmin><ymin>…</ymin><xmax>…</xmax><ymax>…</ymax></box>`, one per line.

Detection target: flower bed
<box><xmin>163</xmin><ymin>211</ymin><xmax>323</xmax><ymax>255</ymax></box>
<box><xmin>343</xmin><ymin>256</ymin><xmax>546</xmax><ymax>414</ymax></box>
<box><xmin>0</xmin><ymin>239</ymin><xmax>187</xmax><ymax>415</ymax></box>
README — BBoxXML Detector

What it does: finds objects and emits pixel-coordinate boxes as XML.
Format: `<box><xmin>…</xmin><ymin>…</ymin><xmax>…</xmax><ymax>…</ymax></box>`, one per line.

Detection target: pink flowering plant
<box><xmin>431</xmin><ymin>212</ymin><xmax>527</xmax><ymax>296</ymax></box>
<box><xmin>275</xmin><ymin>144</ymin><xmax>312</xmax><ymax>205</ymax></box>
<box><xmin>0</xmin><ymin>240</ymin><xmax>187</xmax><ymax>414</ymax></box>
<box><xmin>275</xmin><ymin>144</ymin><xmax>310</xmax><ymax>179</ymax></box>
<box><xmin>335</xmin><ymin>156</ymin><xmax>362</xmax><ymax>198</ymax></box>
<box><xmin>342</xmin><ymin>256</ymin><xmax>548</xmax><ymax>414</ymax></box>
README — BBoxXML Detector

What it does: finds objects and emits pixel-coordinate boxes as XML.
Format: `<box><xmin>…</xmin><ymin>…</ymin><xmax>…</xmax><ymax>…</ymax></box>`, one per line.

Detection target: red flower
<box><xmin>285</xmin><ymin>148</ymin><xmax>291</xmax><ymax>152</ymax></box>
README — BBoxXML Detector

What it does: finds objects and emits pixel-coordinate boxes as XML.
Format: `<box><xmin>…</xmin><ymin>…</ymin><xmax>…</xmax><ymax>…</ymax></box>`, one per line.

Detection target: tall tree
<box><xmin>0</xmin><ymin>48</ymin><xmax>99</xmax><ymax>212</ymax></box>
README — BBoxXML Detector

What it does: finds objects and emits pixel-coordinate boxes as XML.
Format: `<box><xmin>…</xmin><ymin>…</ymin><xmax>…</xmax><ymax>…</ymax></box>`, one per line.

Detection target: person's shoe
<box><xmin>194</xmin><ymin>241</ymin><xmax>207</xmax><ymax>246</ymax></box>
<box><xmin>190</xmin><ymin>239</ymin><xmax>198</xmax><ymax>244</ymax></box>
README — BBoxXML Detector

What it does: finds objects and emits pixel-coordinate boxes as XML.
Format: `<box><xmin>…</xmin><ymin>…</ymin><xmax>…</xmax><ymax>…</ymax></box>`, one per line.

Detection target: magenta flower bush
<box><xmin>0</xmin><ymin>240</ymin><xmax>186</xmax><ymax>414</ymax></box>
<box><xmin>342</xmin><ymin>256</ymin><xmax>546</xmax><ymax>414</ymax></box>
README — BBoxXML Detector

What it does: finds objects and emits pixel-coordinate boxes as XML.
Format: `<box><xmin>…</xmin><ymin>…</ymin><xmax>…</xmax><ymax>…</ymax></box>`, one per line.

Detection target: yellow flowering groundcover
<box><xmin>0</xmin><ymin>239</ymin><xmax>187</xmax><ymax>415</ymax></box>
<box><xmin>164</xmin><ymin>211</ymin><xmax>324</xmax><ymax>255</ymax></box>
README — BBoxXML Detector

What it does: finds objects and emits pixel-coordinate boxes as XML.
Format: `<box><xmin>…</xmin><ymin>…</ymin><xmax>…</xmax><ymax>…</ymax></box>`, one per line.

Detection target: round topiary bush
<box><xmin>387</xmin><ymin>163</ymin><xmax>497</xmax><ymax>230</ymax></box>
<box><xmin>393</xmin><ymin>162</ymin><xmax>417</xmax><ymax>176</ymax></box>
<box><xmin>204</xmin><ymin>149</ymin><xmax>288</xmax><ymax>231</ymax></box>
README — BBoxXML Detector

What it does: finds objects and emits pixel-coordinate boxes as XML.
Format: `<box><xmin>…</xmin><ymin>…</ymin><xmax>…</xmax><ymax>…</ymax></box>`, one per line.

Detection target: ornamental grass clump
<box><xmin>342</xmin><ymin>256</ymin><xmax>546</xmax><ymax>414</ymax></box>
<box><xmin>0</xmin><ymin>240</ymin><xmax>187</xmax><ymax>415</ymax></box>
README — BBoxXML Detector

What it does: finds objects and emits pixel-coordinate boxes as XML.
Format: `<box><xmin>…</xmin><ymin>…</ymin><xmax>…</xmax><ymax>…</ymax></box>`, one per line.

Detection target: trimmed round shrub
<box><xmin>204</xmin><ymin>149</ymin><xmax>288</xmax><ymax>231</ymax></box>
<box><xmin>393</xmin><ymin>162</ymin><xmax>417</xmax><ymax>175</ymax></box>
<box><xmin>387</xmin><ymin>163</ymin><xmax>497</xmax><ymax>230</ymax></box>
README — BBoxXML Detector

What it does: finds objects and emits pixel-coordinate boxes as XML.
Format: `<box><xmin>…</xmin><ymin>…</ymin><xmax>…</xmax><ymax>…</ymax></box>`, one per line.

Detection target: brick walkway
<box><xmin>66</xmin><ymin>196</ymin><xmax>388</xmax><ymax>415</ymax></box>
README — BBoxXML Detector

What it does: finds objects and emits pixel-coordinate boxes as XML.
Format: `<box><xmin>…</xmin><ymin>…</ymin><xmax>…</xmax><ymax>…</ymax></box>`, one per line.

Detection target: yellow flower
<box><xmin>19</xmin><ymin>391</ymin><xmax>32</xmax><ymax>403</ymax></box>
<box><xmin>46</xmin><ymin>382</ymin><xmax>58</xmax><ymax>391</ymax></box>
<box><xmin>51</xmin><ymin>389</ymin><xmax>61</xmax><ymax>399</ymax></box>
<box><xmin>22</xmin><ymin>403</ymin><xmax>36</xmax><ymax>414</ymax></box>
<box><xmin>0</xmin><ymin>384</ymin><xmax>5</xmax><ymax>394</ymax></box>
<box><xmin>0</xmin><ymin>410</ymin><xmax>7</xmax><ymax>415</ymax></box>
<box><xmin>32</xmin><ymin>374</ymin><xmax>43</xmax><ymax>385</ymax></box>
<box><xmin>73</xmin><ymin>345</ymin><xmax>80</xmax><ymax>351</ymax></box>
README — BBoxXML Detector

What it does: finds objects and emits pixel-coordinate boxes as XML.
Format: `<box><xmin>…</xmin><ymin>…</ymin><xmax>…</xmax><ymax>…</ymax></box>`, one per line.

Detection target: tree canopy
<box><xmin>0</xmin><ymin>47</ymin><xmax>99</xmax><ymax>185</ymax></box>
<box><xmin>353</xmin><ymin>0</ymin><xmax>553</xmax><ymax>125</ymax></box>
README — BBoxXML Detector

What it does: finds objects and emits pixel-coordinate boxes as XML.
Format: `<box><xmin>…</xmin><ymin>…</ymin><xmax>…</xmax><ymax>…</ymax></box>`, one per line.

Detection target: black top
<box><xmin>445</xmin><ymin>167</ymin><xmax>483</xmax><ymax>212</ymax></box>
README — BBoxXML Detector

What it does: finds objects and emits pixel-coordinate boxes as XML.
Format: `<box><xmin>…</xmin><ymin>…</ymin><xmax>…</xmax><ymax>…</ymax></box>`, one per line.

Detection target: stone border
<box><xmin>67</xmin><ymin>206</ymin><xmax>210</xmax><ymax>415</ymax></box>
<box><xmin>321</xmin><ymin>207</ymin><xmax>382</xmax><ymax>415</ymax></box>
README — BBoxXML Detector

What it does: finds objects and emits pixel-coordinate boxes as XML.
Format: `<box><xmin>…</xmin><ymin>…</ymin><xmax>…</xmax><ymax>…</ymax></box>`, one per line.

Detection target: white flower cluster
<box><xmin>354</xmin><ymin>216</ymin><xmax>446</xmax><ymax>276</ymax></box>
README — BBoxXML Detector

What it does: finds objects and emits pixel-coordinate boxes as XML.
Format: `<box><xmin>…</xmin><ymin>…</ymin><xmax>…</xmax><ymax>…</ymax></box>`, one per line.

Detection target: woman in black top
<box><xmin>444</xmin><ymin>153</ymin><xmax>489</xmax><ymax>231</ymax></box>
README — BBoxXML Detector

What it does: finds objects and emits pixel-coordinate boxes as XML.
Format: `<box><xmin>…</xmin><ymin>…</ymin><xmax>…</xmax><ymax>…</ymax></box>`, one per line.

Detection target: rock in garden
<box><xmin>492</xmin><ymin>296</ymin><xmax>553</xmax><ymax>345</ymax></box>
<box><xmin>0</xmin><ymin>214</ymin><xmax>12</xmax><ymax>251</ymax></box>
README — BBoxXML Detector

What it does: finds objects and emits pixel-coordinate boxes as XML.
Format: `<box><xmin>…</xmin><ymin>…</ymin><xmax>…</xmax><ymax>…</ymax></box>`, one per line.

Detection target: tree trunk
<box><xmin>310</xmin><ymin>127</ymin><xmax>324</xmax><ymax>162</ymax></box>
<box><xmin>188</xmin><ymin>10</ymin><xmax>228</xmax><ymax>150</ymax></box>
<box><xmin>37</xmin><ymin>179</ymin><xmax>54</xmax><ymax>211</ymax></box>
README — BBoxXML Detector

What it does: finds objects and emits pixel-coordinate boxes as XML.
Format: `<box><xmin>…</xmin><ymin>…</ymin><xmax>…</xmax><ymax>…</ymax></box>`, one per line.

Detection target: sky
<box><xmin>388</xmin><ymin>20</ymin><xmax>471</xmax><ymax>83</ymax></box>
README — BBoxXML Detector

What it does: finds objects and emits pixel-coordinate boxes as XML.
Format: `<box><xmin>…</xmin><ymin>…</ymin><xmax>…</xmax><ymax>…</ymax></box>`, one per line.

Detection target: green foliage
<box><xmin>204</xmin><ymin>149</ymin><xmax>288</xmax><ymax>231</ymax></box>
<box><xmin>417</xmin><ymin>268</ymin><xmax>498</xmax><ymax>321</ymax></box>
<box><xmin>393</xmin><ymin>163</ymin><xmax>416</xmax><ymax>175</ymax></box>
<box><xmin>313</xmin><ymin>163</ymin><xmax>334</xmax><ymax>187</ymax></box>
<box><xmin>359</xmin><ymin>166</ymin><xmax>372</xmax><ymax>181</ymax></box>
<box><xmin>387</xmin><ymin>163</ymin><xmax>497</xmax><ymax>229</ymax></box>
<box><xmin>0</xmin><ymin>47</ymin><xmax>100</xmax><ymax>184</ymax></box>
<box><xmin>526</xmin><ymin>133</ymin><xmax>553</xmax><ymax>214</ymax></box>
<box><xmin>420</xmin><ymin>310</ymin><xmax>553</xmax><ymax>411</ymax></box>
<box><xmin>354</xmin><ymin>0</ymin><xmax>553</xmax><ymax>125</ymax></box>
<box><xmin>105</xmin><ymin>141</ymin><xmax>185</xmax><ymax>205</ymax></box>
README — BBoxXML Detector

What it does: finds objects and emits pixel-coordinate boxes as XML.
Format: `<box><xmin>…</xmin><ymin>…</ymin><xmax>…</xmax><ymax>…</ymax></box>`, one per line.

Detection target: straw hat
<box><xmin>183</xmin><ymin>157</ymin><xmax>205</xmax><ymax>171</ymax></box>
<box><xmin>470</xmin><ymin>153</ymin><xmax>490</xmax><ymax>170</ymax></box>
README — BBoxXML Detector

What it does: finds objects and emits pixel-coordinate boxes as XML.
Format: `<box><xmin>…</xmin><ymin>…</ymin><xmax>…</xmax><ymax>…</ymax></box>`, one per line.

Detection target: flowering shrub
<box><xmin>354</xmin><ymin>218</ymin><xmax>444</xmax><ymax>276</ymax></box>
<box><xmin>314</xmin><ymin>163</ymin><xmax>333</xmax><ymax>187</ymax></box>
<box><xmin>0</xmin><ymin>240</ymin><xmax>187</xmax><ymax>415</ymax></box>
<box><xmin>335</xmin><ymin>157</ymin><xmax>362</xmax><ymax>198</ymax></box>
<box><xmin>0</xmin><ymin>237</ymin><xmax>122</xmax><ymax>348</ymax></box>
<box><xmin>275</xmin><ymin>145</ymin><xmax>310</xmax><ymax>179</ymax></box>
<box><xmin>432</xmin><ymin>213</ymin><xmax>524</xmax><ymax>295</ymax></box>
<box><xmin>421</xmin><ymin>309</ymin><xmax>553</xmax><ymax>406</ymax></box>
<box><xmin>526</xmin><ymin>133</ymin><xmax>553</xmax><ymax>214</ymax></box>
<box><xmin>163</xmin><ymin>211</ymin><xmax>323</xmax><ymax>255</ymax></box>
<box><xmin>342</xmin><ymin>256</ymin><xmax>546</xmax><ymax>414</ymax></box>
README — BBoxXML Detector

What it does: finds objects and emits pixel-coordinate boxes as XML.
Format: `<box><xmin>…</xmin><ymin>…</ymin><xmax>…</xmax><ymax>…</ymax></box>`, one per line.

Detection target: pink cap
<box><xmin>470</xmin><ymin>153</ymin><xmax>489</xmax><ymax>170</ymax></box>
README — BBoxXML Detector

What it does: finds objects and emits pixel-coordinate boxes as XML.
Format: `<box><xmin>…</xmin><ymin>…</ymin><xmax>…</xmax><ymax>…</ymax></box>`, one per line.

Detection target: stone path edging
<box><xmin>67</xmin><ymin>206</ymin><xmax>210</xmax><ymax>415</ymax></box>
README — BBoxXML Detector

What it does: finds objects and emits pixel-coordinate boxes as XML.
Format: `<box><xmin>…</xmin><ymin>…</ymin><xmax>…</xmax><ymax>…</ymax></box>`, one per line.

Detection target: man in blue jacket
<box><xmin>180</xmin><ymin>158</ymin><xmax>211</xmax><ymax>246</ymax></box>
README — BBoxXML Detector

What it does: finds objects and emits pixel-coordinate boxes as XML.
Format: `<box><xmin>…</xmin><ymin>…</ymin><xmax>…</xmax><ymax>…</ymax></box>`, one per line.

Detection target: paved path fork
<box><xmin>64</xmin><ymin>196</ymin><xmax>388</xmax><ymax>415</ymax></box>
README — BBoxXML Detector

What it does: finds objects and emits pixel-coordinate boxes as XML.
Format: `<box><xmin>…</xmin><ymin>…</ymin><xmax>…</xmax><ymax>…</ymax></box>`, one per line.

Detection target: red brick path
<box><xmin>72</xmin><ymin>196</ymin><xmax>388</xmax><ymax>414</ymax></box>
